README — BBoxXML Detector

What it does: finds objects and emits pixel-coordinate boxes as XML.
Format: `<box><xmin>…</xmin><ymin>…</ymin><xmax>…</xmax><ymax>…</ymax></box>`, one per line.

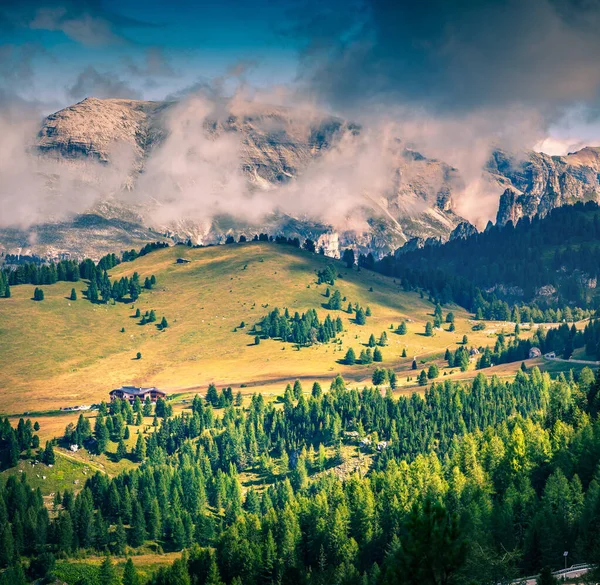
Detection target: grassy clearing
<box><xmin>0</xmin><ymin>242</ymin><xmax>533</xmax><ymax>415</ymax></box>
<box><xmin>54</xmin><ymin>552</ymin><xmax>182</xmax><ymax>585</ymax></box>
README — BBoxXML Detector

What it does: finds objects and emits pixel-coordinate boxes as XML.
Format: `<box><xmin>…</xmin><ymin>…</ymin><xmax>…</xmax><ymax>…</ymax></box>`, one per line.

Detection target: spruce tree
<box><xmin>98</xmin><ymin>555</ymin><xmax>118</xmax><ymax>585</ymax></box>
<box><xmin>70</xmin><ymin>288</ymin><xmax>77</xmax><ymax>301</ymax></box>
<box><xmin>0</xmin><ymin>522</ymin><xmax>14</xmax><ymax>567</ymax></box>
<box><xmin>113</xmin><ymin>519</ymin><xmax>126</xmax><ymax>555</ymax></box>
<box><xmin>418</xmin><ymin>370</ymin><xmax>428</xmax><ymax>386</ymax></box>
<box><xmin>398</xmin><ymin>321</ymin><xmax>407</xmax><ymax>335</ymax></box>
<box><xmin>368</xmin><ymin>334</ymin><xmax>376</xmax><ymax>347</ymax></box>
<box><xmin>373</xmin><ymin>347</ymin><xmax>383</xmax><ymax>362</ymax></box>
<box><xmin>42</xmin><ymin>441</ymin><xmax>55</xmax><ymax>465</ymax></box>
<box><xmin>355</xmin><ymin>307</ymin><xmax>366</xmax><ymax>325</ymax></box>
<box><xmin>123</xmin><ymin>558</ymin><xmax>140</xmax><ymax>585</ymax></box>
<box><xmin>428</xmin><ymin>364</ymin><xmax>439</xmax><ymax>379</ymax></box>
<box><xmin>425</xmin><ymin>322</ymin><xmax>434</xmax><ymax>336</ymax></box>
<box><xmin>160</xmin><ymin>317</ymin><xmax>168</xmax><ymax>329</ymax></box>
<box><xmin>134</xmin><ymin>433</ymin><xmax>146</xmax><ymax>462</ymax></box>
<box><xmin>129</xmin><ymin>502</ymin><xmax>146</xmax><ymax>547</ymax></box>
<box><xmin>344</xmin><ymin>347</ymin><xmax>356</xmax><ymax>365</ymax></box>
<box><xmin>116</xmin><ymin>439</ymin><xmax>127</xmax><ymax>462</ymax></box>
<box><xmin>293</xmin><ymin>380</ymin><xmax>303</xmax><ymax>399</ymax></box>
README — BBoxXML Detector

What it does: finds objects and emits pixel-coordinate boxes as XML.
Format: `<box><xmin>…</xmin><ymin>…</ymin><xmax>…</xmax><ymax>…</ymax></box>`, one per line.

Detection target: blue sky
<box><xmin>0</xmin><ymin>0</ymin><xmax>302</xmax><ymax>110</ymax></box>
<box><xmin>2</xmin><ymin>0</ymin><xmax>600</xmax><ymax>151</ymax></box>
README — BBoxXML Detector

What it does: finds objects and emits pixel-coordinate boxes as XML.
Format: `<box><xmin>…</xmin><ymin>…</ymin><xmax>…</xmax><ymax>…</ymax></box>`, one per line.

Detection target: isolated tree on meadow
<box><xmin>355</xmin><ymin>307</ymin><xmax>366</xmax><ymax>325</ymax></box>
<box><xmin>428</xmin><ymin>364</ymin><xmax>439</xmax><ymax>379</ymax></box>
<box><xmin>344</xmin><ymin>347</ymin><xmax>356</xmax><ymax>365</ymax></box>
<box><xmin>425</xmin><ymin>322</ymin><xmax>433</xmax><ymax>336</ymax></box>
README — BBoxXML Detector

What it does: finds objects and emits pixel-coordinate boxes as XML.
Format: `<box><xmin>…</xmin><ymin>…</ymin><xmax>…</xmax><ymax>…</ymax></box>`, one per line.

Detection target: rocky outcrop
<box><xmin>12</xmin><ymin>97</ymin><xmax>467</xmax><ymax>259</ymax></box>
<box><xmin>449</xmin><ymin>221</ymin><xmax>478</xmax><ymax>240</ymax></box>
<box><xmin>490</xmin><ymin>147</ymin><xmax>600</xmax><ymax>225</ymax></box>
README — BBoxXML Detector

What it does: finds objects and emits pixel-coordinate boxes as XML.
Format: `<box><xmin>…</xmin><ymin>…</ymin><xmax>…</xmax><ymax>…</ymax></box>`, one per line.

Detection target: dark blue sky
<box><xmin>0</xmin><ymin>0</ymin><xmax>302</xmax><ymax>109</ymax></box>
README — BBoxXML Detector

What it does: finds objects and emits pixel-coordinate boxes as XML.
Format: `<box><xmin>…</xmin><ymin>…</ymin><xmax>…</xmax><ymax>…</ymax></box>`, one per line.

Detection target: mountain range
<box><xmin>2</xmin><ymin>96</ymin><xmax>600</xmax><ymax>260</ymax></box>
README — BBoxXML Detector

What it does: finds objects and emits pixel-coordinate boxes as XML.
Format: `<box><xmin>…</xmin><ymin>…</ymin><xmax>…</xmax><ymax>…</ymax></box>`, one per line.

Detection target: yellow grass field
<box><xmin>0</xmin><ymin>241</ymin><xmax>538</xmax><ymax>415</ymax></box>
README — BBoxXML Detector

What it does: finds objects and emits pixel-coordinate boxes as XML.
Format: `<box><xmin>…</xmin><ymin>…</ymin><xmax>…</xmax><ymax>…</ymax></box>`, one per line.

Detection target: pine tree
<box><xmin>373</xmin><ymin>347</ymin><xmax>383</xmax><ymax>362</ymax></box>
<box><xmin>293</xmin><ymin>380</ymin><xmax>303</xmax><ymax>399</ymax></box>
<box><xmin>116</xmin><ymin>439</ymin><xmax>127</xmax><ymax>462</ymax></box>
<box><xmin>402</xmin><ymin>348</ymin><xmax>407</xmax><ymax>357</ymax></box>
<box><xmin>98</xmin><ymin>555</ymin><xmax>118</xmax><ymax>585</ymax></box>
<box><xmin>462</xmin><ymin>335</ymin><xmax>468</xmax><ymax>345</ymax></box>
<box><xmin>379</xmin><ymin>331</ymin><xmax>388</xmax><ymax>346</ymax></box>
<box><xmin>160</xmin><ymin>317</ymin><xmax>168</xmax><ymax>329</ymax></box>
<box><xmin>412</xmin><ymin>359</ymin><xmax>418</xmax><ymax>370</ymax></box>
<box><xmin>0</xmin><ymin>522</ymin><xmax>14</xmax><ymax>567</ymax></box>
<box><xmin>113</xmin><ymin>518</ymin><xmax>126</xmax><ymax>555</ymax></box>
<box><xmin>418</xmin><ymin>370</ymin><xmax>428</xmax><ymax>386</ymax></box>
<box><xmin>122</xmin><ymin>558</ymin><xmax>140</xmax><ymax>585</ymax></box>
<box><xmin>134</xmin><ymin>433</ymin><xmax>146</xmax><ymax>462</ymax></box>
<box><xmin>42</xmin><ymin>441</ymin><xmax>55</xmax><ymax>465</ymax></box>
<box><xmin>368</xmin><ymin>334</ymin><xmax>376</xmax><ymax>347</ymax></box>
<box><xmin>143</xmin><ymin>396</ymin><xmax>152</xmax><ymax>416</ymax></box>
<box><xmin>70</xmin><ymin>288</ymin><xmax>77</xmax><ymax>301</ymax></box>
<box><xmin>342</xmin><ymin>249</ymin><xmax>355</xmax><ymax>269</ymax></box>
<box><xmin>129</xmin><ymin>502</ymin><xmax>146</xmax><ymax>547</ymax></box>
<box><xmin>355</xmin><ymin>307</ymin><xmax>366</xmax><ymax>325</ymax></box>
<box><xmin>428</xmin><ymin>364</ymin><xmax>439</xmax><ymax>379</ymax></box>
<box><xmin>425</xmin><ymin>322</ymin><xmax>434</xmax><ymax>336</ymax></box>
<box><xmin>536</xmin><ymin>567</ymin><xmax>557</xmax><ymax>585</ymax></box>
<box><xmin>372</xmin><ymin>368</ymin><xmax>387</xmax><ymax>386</ymax></box>
<box><xmin>344</xmin><ymin>347</ymin><xmax>356</xmax><ymax>365</ymax></box>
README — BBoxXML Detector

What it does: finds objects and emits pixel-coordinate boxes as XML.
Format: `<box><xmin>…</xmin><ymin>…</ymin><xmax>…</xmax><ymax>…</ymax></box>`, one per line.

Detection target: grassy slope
<box><xmin>0</xmin><ymin>241</ymin><xmax>550</xmax><ymax>416</ymax></box>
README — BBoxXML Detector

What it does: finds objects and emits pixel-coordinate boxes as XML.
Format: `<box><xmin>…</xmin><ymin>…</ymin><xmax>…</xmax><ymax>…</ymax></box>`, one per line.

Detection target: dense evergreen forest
<box><xmin>373</xmin><ymin>202</ymin><xmax>600</xmax><ymax>318</ymax></box>
<box><xmin>2</xmin><ymin>368</ymin><xmax>600</xmax><ymax>584</ymax></box>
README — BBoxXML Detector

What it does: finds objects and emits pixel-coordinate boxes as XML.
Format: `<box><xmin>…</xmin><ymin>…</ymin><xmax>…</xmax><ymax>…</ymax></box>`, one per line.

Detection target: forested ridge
<box><xmin>1</xmin><ymin>367</ymin><xmax>600</xmax><ymax>584</ymax></box>
<box><xmin>374</xmin><ymin>202</ymin><xmax>600</xmax><ymax>316</ymax></box>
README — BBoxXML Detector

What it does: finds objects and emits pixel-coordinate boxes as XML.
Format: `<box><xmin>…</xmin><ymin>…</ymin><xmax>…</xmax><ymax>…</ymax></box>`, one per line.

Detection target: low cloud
<box><xmin>67</xmin><ymin>66</ymin><xmax>142</xmax><ymax>100</ymax></box>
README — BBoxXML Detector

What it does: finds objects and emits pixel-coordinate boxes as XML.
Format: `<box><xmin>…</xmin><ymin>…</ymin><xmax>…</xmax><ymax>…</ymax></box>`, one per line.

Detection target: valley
<box><xmin>0</xmin><ymin>240</ymin><xmax>529</xmax><ymax>415</ymax></box>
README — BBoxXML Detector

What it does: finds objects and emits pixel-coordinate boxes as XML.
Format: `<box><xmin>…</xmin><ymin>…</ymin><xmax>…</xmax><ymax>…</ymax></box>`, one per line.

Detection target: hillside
<box><xmin>387</xmin><ymin>202</ymin><xmax>600</xmax><ymax>312</ymax></box>
<box><xmin>0</xmin><ymin>241</ymin><xmax>522</xmax><ymax>415</ymax></box>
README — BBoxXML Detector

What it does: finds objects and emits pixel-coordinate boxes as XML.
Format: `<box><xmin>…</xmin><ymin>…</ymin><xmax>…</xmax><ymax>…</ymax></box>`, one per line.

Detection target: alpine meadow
<box><xmin>3</xmin><ymin>2</ymin><xmax>600</xmax><ymax>585</ymax></box>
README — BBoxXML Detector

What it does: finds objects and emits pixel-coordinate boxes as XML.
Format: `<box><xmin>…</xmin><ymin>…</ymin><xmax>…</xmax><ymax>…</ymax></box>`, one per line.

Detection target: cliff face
<box><xmin>0</xmin><ymin>97</ymin><xmax>468</xmax><ymax>259</ymax></box>
<box><xmin>491</xmin><ymin>147</ymin><xmax>600</xmax><ymax>225</ymax></box>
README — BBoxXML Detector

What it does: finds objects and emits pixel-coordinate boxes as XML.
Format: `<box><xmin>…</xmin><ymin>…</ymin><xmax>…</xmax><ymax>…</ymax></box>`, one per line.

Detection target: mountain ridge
<box><xmin>2</xmin><ymin>96</ymin><xmax>600</xmax><ymax>260</ymax></box>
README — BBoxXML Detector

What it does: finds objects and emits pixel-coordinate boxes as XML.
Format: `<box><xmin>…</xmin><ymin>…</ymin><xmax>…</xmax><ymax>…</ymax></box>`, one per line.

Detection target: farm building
<box><xmin>109</xmin><ymin>386</ymin><xmax>166</xmax><ymax>404</ymax></box>
<box><xmin>529</xmin><ymin>347</ymin><xmax>542</xmax><ymax>358</ymax></box>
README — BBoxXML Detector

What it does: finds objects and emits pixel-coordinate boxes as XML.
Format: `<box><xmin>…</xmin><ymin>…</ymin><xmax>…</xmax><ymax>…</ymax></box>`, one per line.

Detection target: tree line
<box><xmin>371</xmin><ymin>202</ymin><xmax>600</xmax><ymax>318</ymax></box>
